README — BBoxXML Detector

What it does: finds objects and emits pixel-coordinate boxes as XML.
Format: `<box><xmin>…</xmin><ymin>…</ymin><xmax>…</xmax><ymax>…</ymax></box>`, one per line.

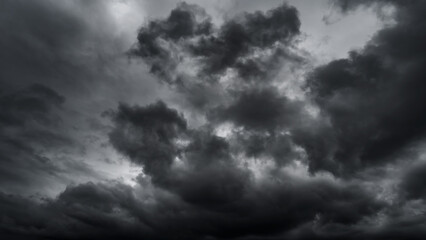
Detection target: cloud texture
<box><xmin>2</xmin><ymin>0</ymin><xmax>426</xmax><ymax>239</ymax></box>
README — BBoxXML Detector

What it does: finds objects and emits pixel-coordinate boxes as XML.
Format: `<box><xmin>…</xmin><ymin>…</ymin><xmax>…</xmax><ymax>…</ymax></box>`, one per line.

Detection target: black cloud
<box><xmin>301</xmin><ymin>0</ymin><xmax>426</xmax><ymax>176</ymax></box>
<box><xmin>3</xmin><ymin>0</ymin><xmax>426</xmax><ymax>239</ymax></box>
<box><xmin>130</xmin><ymin>2</ymin><xmax>303</xmax><ymax>110</ymax></box>
<box><xmin>400</xmin><ymin>162</ymin><xmax>426</xmax><ymax>200</ymax></box>
<box><xmin>108</xmin><ymin>101</ymin><xmax>250</xmax><ymax>207</ymax></box>
<box><xmin>108</xmin><ymin>101</ymin><xmax>187</xmax><ymax>185</ymax></box>
<box><xmin>0</xmin><ymin>84</ymin><xmax>89</xmax><ymax>195</ymax></box>
<box><xmin>188</xmin><ymin>3</ymin><xmax>300</xmax><ymax>77</ymax></box>
<box><xmin>0</xmin><ymin>174</ymin><xmax>384</xmax><ymax>240</ymax></box>
<box><xmin>210</xmin><ymin>87</ymin><xmax>302</xmax><ymax>132</ymax></box>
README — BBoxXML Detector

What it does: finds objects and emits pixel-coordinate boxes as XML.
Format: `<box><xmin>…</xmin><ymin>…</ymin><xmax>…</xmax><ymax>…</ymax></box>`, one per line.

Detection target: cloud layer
<box><xmin>2</xmin><ymin>0</ymin><xmax>426</xmax><ymax>239</ymax></box>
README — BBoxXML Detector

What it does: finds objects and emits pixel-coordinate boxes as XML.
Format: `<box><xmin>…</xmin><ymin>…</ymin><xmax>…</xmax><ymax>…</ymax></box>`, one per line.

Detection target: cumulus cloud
<box><xmin>3</xmin><ymin>0</ymin><xmax>426</xmax><ymax>239</ymax></box>
<box><xmin>129</xmin><ymin>2</ymin><xmax>304</xmax><ymax>110</ymax></box>
<box><xmin>0</xmin><ymin>173</ymin><xmax>384</xmax><ymax>239</ymax></box>
<box><xmin>301</xmin><ymin>0</ymin><xmax>426</xmax><ymax>176</ymax></box>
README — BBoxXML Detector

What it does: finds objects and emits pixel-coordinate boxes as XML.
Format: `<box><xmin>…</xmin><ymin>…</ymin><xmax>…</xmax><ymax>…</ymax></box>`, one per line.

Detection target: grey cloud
<box><xmin>0</xmin><ymin>173</ymin><xmax>384</xmax><ymax>240</ymax></box>
<box><xmin>3</xmin><ymin>0</ymin><xmax>426</xmax><ymax>239</ymax></box>
<box><xmin>0</xmin><ymin>83</ymin><xmax>64</xmax><ymax>127</ymax></box>
<box><xmin>399</xmin><ymin>162</ymin><xmax>426</xmax><ymax>200</ymax></box>
<box><xmin>129</xmin><ymin>2</ymin><xmax>213</xmax><ymax>84</ymax></box>
<box><xmin>210</xmin><ymin>87</ymin><xmax>303</xmax><ymax>132</ymax></box>
<box><xmin>188</xmin><ymin>3</ymin><xmax>300</xmax><ymax>77</ymax></box>
<box><xmin>237</xmin><ymin>132</ymin><xmax>299</xmax><ymax>166</ymax></box>
<box><xmin>103</xmin><ymin>99</ymin><xmax>384</xmax><ymax>239</ymax></box>
<box><xmin>108</xmin><ymin>101</ymin><xmax>250</xmax><ymax>207</ymax></box>
<box><xmin>130</xmin><ymin>2</ymin><xmax>304</xmax><ymax>110</ymax></box>
<box><xmin>0</xmin><ymin>0</ymin><xmax>135</xmax><ymax>196</ymax></box>
<box><xmin>301</xmin><ymin>0</ymin><xmax>426</xmax><ymax>176</ymax></box>
<box><xmin>108</xmin><ymin>101</ymin><xmax>187</xmax><ymax>185</ymax></box>
<box><xmin>0</xmin><ymin>84</ymin><xmax>73</xmax><ymax>194</ymax></box>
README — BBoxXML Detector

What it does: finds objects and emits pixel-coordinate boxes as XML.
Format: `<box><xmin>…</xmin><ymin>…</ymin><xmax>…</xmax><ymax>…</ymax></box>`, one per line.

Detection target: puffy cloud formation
<box><xmin>129</xmin><ymin>2</ymin><xmax>304</xmax><ymax>110</ymax></box>
<box><xmin>2</xmin><ymin>0</ymin><xmax>426</xmax><ymax>239</ymax></box>
<box><xmin>303</xmin><ymin>0</ymin><xmax>426</xmax><ymax>176</ymax></box>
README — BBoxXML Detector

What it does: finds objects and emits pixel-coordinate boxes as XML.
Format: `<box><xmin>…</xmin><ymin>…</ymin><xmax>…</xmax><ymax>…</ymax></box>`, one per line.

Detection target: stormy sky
<box><xmin>2</xmin><ymin>0</ymin><xmax>426</xmax><ymax>239</ymax></box>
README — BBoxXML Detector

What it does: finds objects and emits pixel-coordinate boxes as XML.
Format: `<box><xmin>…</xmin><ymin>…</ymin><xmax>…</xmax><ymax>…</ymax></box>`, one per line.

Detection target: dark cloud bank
<box><xmin>2</xmin><ymin>0</ymin><xmax>426</xmax><ymax>239</ymax></box>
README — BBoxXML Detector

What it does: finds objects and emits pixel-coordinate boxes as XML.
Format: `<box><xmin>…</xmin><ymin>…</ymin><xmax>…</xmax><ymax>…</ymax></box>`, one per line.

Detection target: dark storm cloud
<box><xmin>210</xmin><ymin>87</ymin><xmax>302</xmax><ymax>132</ymax></box>
<box><xmin>0</xmin><ymin>0</ymin><xmax>153</xmax><ymax>101</ymax></box>
<box><xmin>100</xmin><ymin>99</ymin><xmax>384</xmax><ymax>239</ymax></box>
<box><xmin>108</xmin><ymin>101</ymin><xmax>187</xmax><ymax>185</ymax></box>
<box><xmin>399</xmin><ymin>162</ymin><xmax>426</xmax><ymax>200</ymax></box>
<box><xmin>0</xmin><ymin>0</ymin><xmax>85</xmax><ymax>89</ymax></box>
<box><xmin>0</xmin><ymin>0</ymin><xmax>89</xmax><ymax>196</ymax></box>
<box><xmin>129</xmin><ymin>2</ymin><xmax>213</xmax><ymax>83</ymax></box>
<box><xmin>175</xmin><ymin>131</ymin><xmax>247</xmax><ymax>205</ymax></box>
<box><xmin>0</xmin><ymin>0</ymin><xmax>161</xmax><ymax>193</ymax></box>
<box><xmin>0</xmin><ymin>84</ymin><xmax>87</xmax><ymax>195</ymax></box>
<box><xmin>0</xmin><ymin>183</ymin><xmax>155</xmax><ymax>240</ymax></box>
<box><xmin>134</xmin><ymin>0</ymin><xmax>426</xmax><ymax>239</ymax></box>
<box><xmin>134</xmin><ymin>2</ymin><xmax>212</xmax><ymax>54</ymax></box>
<box><xmin>237</xmin><ymin>132</ymin><xmax>300</xmax><ymax>166</ymax></box>
<box><xmin>207</xmin><ymin>86</ymin><xmax>307</xmax><ymax>167</ymax></box>
<box><xmin>0</xmin><ymin>172</ymin><xmax>384</xmax><ymax>240</ymax></box>
<box><xmin>188</xmin><ymin>3</ymin><xmax>300</xmax><ymax>77</ymax></box>
<box><xmin>130</xmin><ymin>2</ymin><xmax>303</xmax><ymax>109</ymax></box>
<box><xmin>0</xmin><ymin>83</ymin><xmax>64</xmax><ymax>126</ymax></box>
<box><xmin>300</xmin><ymin>0</ymin><xmax>426</xmax><ymax>176</ymax></box>
<box><xmin>0</xmin><ymin>0</ymin><xmax>136</xmax><ymax>194</ymax></box>
<box><xmin>232</xmin><ymin>48</ymin><xmax>303</xmax><ymax>84</ymax></box>
<box><xmin>3</xmin><ymin>0</ymin><xmax>426</xmax><ymax>239</ymax></box>
<box><xmin>0</xmin><ymin>0</ymin><xmax>128</xmax><ymax>193</ymax></box>
<box><xmin>107</xmin><ymin>101</ymin><xmax>250</xmax><ymax>207</ymax></box>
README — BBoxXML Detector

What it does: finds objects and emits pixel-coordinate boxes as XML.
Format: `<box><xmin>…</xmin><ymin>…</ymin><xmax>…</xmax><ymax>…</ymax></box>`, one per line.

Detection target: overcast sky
<box><xmin>2</xmin><ymin>0</ymin><xmax>426</xmax><ymax>239</ymax></box>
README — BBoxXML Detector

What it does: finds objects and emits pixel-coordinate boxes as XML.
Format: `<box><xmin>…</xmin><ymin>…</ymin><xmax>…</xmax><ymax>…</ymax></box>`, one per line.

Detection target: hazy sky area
<box><xmin>2</xmin><ymin>0</ymin><xmax>426</xmax><ymax>239</ymax></box>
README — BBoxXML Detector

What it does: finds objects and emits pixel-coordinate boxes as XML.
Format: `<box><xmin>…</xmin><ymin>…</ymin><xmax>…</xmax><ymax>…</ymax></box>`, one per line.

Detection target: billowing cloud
<box><xmin>0</xmin><ymin>171</ymin><xmax>384</xmax><ymax>239</ymax></box>
<box><xmin>2</xmin><ymin>0</ymin><xmax>426</xmax><ymax>239</ymax></box>
<box><xmin>108</xmin><ymin>101</ymin><xmax>187</xmax><ymax>184</ymax></box>
<box><xmin>210</xmin><ymin>87</ymin><xmax>303</xmax><ymax>131</ymax></box>
<box><xmin>129</xmin><ymin>2</ymin><xmax>304</xmax><ymax>110</ymax></box>
<box><xmin>301</xmin><ymin>0</ymin><xmax>426</xmax><ymax>176</ymax></box>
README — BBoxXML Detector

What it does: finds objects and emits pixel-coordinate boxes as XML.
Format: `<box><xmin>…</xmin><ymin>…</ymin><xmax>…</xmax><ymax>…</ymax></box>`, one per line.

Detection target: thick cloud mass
<box><xmin>132</xmin><ymin>2</ymin><xmax>300</xmax><ymax>77</ymax></box>
<box><xmin>302</xmin><ymin>0</ymin><xmax>426</xmax><ymax>175</ymax></box>
<box><xmin>3</xmin><ymin>0</ymin><xmax>426</xmax><ymax>239</ymax></box>
<box><xmin>130</xmin><ymin>2</ymin><xmax>303</xmax><ymax>110</ymax></box>
<box><xmin>188</xmin><ymin>3</ymin><xmax>300</xmax><ymax>77</ymax></box>
<box><xmin>211</xmin><ymin>87</ymin><xmax>302</xmax><ymax>131</ymax></box>
<box><xmin>0</xmin><ymin>83</ymin><xmax>86</xmax><ymax>195</ymax></box>
<box><xmin>108</xmin><ymin>101</ymin><xmax>187</xmax><ymax>184</ymax></box>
